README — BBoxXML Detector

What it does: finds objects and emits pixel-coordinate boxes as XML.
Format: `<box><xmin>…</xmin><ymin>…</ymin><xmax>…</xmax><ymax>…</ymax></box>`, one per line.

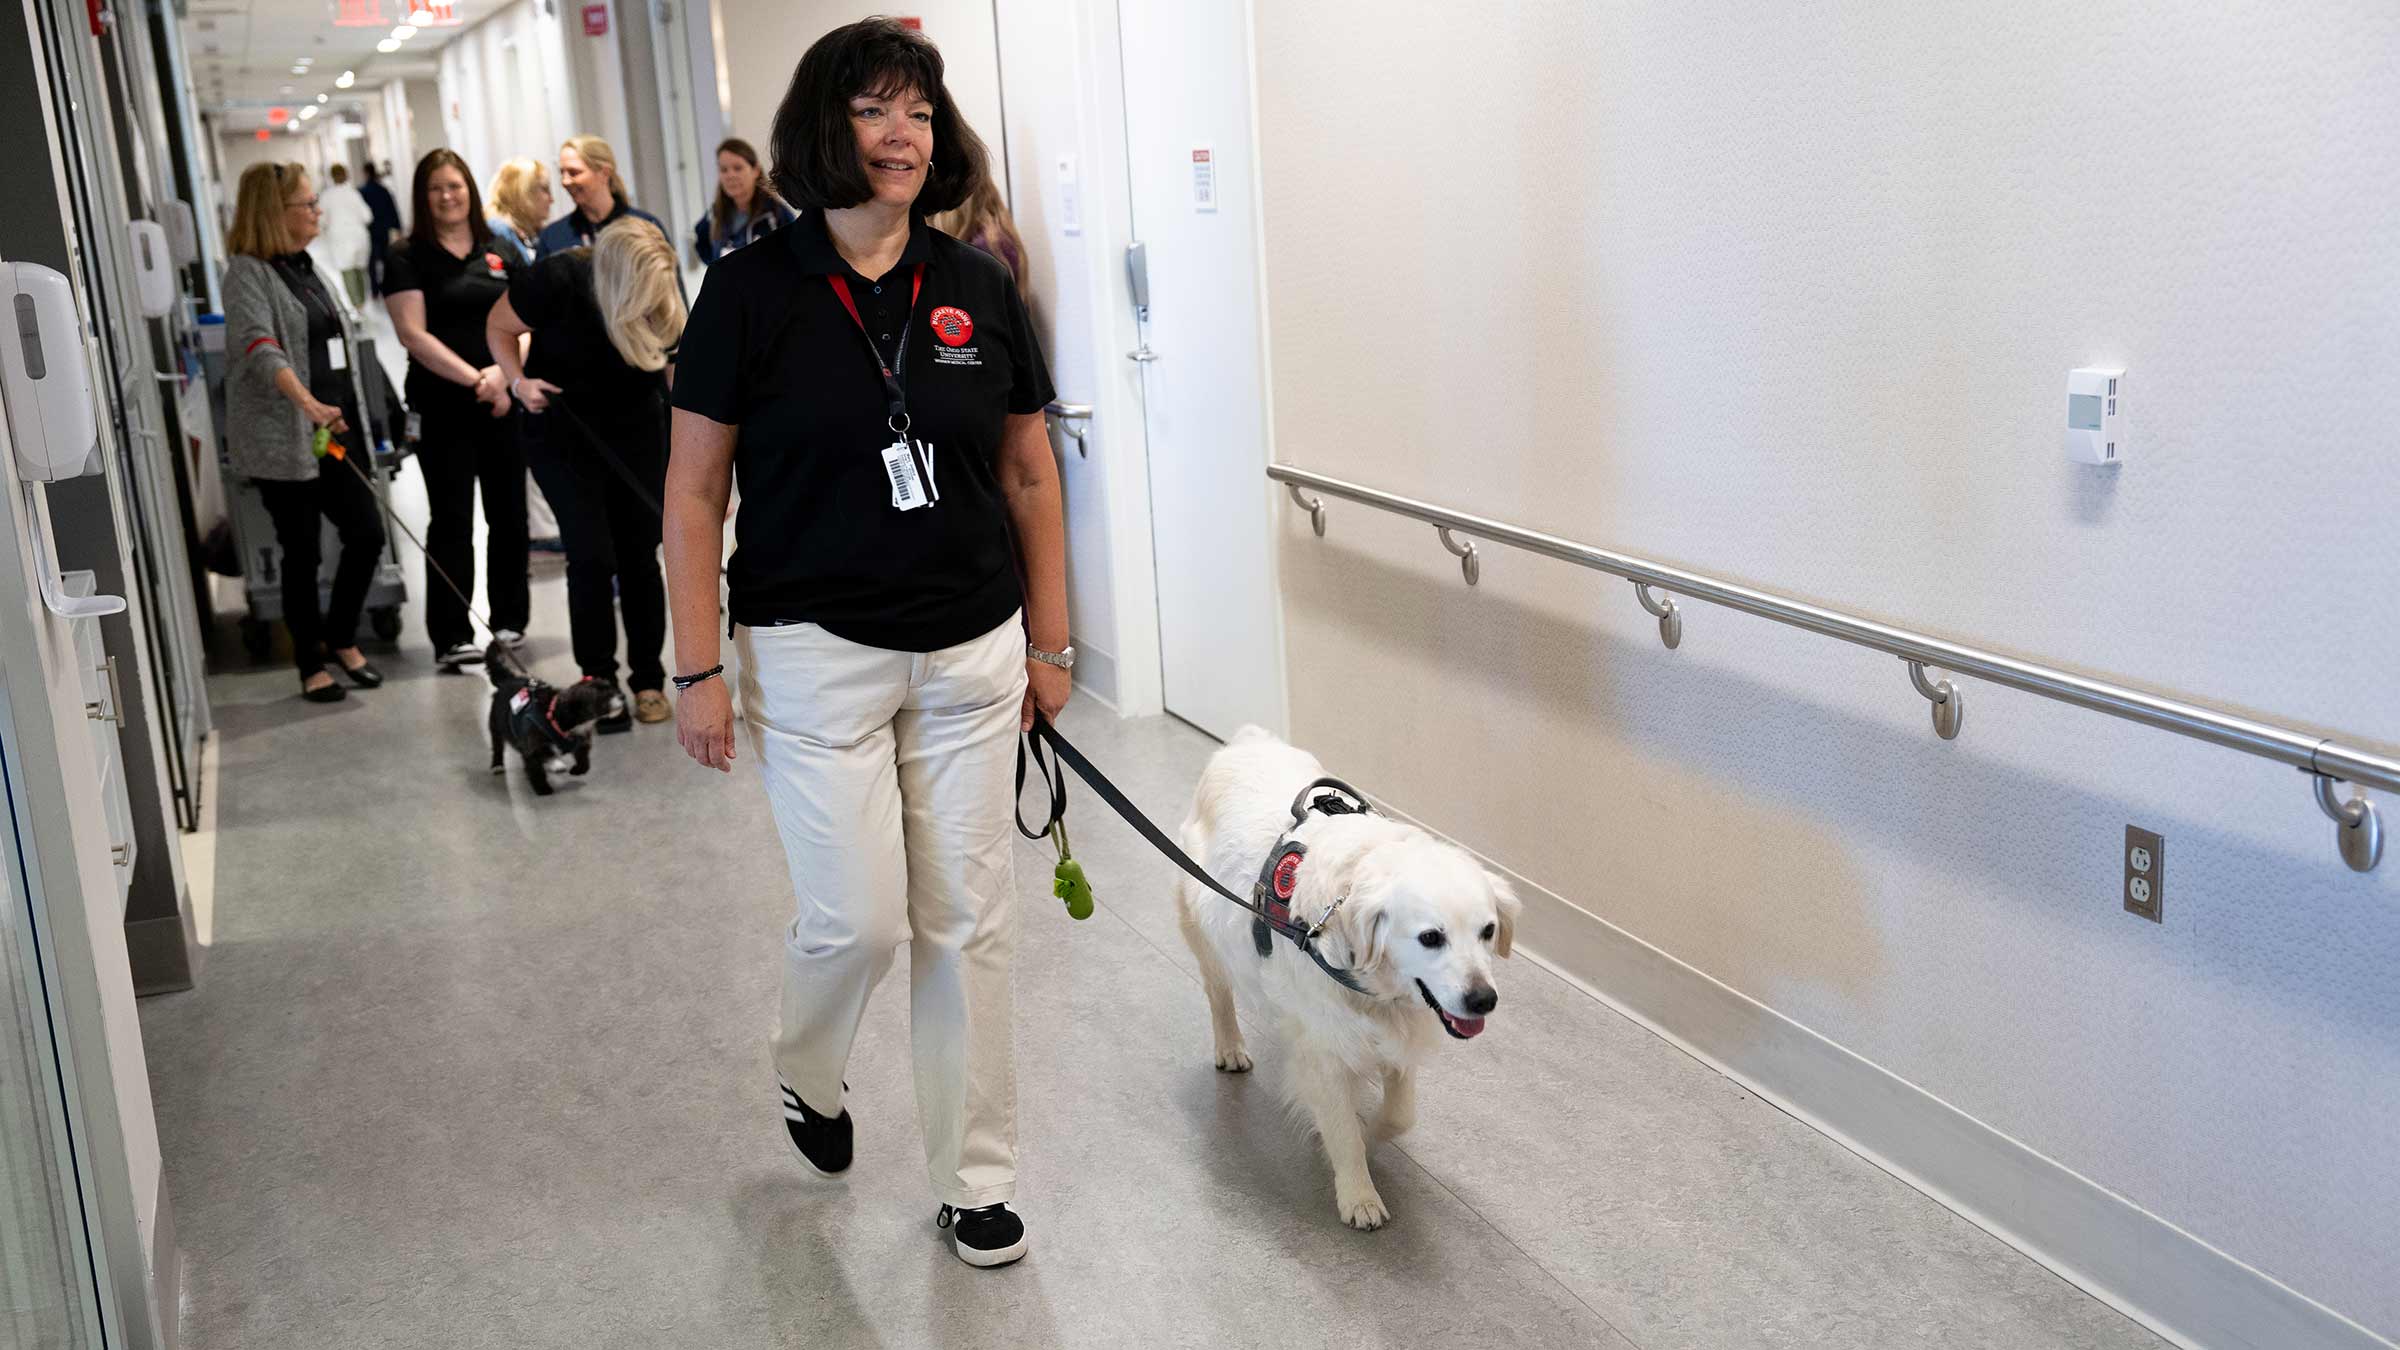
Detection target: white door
<box><xmin>1115</xmin><ymin>1</ymin><xmax>1284</xmax><ymax>741</ymax></box>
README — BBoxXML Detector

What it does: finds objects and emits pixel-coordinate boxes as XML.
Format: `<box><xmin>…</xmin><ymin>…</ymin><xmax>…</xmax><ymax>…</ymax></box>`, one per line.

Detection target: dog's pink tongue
<box><xmin>1449</xmin><ymin>1013</ymin><xmax>1486</xmax><ymax>1039</ymax></box>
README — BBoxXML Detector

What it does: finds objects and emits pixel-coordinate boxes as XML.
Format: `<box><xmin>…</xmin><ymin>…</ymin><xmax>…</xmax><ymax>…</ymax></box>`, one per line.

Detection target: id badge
<box><xmin>880</xmin><ymin>437</ymin><xmax>940</xmax><ymax>512</ymax></box>
<box><xmin>326</xmin><ymin>339</ymin><xmax>348</xmax><ymax>372</ymax></box>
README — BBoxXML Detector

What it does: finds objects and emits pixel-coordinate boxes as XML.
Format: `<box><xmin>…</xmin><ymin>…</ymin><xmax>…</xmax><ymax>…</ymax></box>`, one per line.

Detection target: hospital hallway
<box><xmin>133</xmin><ymin>432</ymin><xmax>2164</xmax><ymax>1350</ymax></box>
<box><xmin>11</xmin><ymin>1</ymin><xmax>2398</xmax><ymax>1345</ymax></box>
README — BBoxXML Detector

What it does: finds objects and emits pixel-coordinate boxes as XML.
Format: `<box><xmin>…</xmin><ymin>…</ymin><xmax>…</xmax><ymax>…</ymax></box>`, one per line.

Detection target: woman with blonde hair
<box><xmin>221</xmin><ymin>160</ymin><xmax>388</xmax><ymax>701</ymax></box>
<box><xmin>535</xmin><ymin>133</ymin><xmax>669</xmax><ymax>258</ymax></box>
<box><xmin>486</xmin><ymin>218</ymin><xmax>686</xmax><ymax>727</ymax></box>
<box><xmin>930</xmin><ymin>173</ymin><xmax>1027</xmax><ymax>291</ymax></box>
<box><xmin>486</xmin><ymin>157</ymin><xmax>553</xmax><ymax>265</ymax></box>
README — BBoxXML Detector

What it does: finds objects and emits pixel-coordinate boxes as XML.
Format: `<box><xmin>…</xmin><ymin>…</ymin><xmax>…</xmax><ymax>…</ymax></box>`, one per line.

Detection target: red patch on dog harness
<box><xmin>929</xmin><ymin>305</ymin><xmax>973</xmax><ymax>347</ymax></box>
<box><xmin>1272</xmin><ymin>851</ymin><xmax>1303</xmax><ymax>902</ymax></box>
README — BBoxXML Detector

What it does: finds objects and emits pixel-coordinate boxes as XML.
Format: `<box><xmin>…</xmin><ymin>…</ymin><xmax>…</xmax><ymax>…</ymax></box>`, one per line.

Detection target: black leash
<box><xmin>1017</xmin><ymin>718</ymin><xmax>1372</xmax><ymax>996</ymax></box>
<box><xmin>541</xmin><ymin>398</ymin><xmax>667</xmax><ymax>518</ymax></box>
<box><xmin>333</xmin><ymin>446</ymin><xmax>497</xmax><ymax>639</ymax></box>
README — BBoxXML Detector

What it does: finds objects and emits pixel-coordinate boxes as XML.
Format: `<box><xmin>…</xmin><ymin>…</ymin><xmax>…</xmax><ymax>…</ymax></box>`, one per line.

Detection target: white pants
<box><xmin>735</xmin><ymin>613</ymin><xmax>1027</xmax><ymax>1208</ymax></box>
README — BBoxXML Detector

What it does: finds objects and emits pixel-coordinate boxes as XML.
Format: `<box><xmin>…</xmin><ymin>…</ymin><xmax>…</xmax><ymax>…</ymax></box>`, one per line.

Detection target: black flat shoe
<box><xmin>301</xmin><ymin>677</ymin><xmax>347</xmax><ymax>703</ymax></box>
<box><xmin>335</xmin><ymin>658</ymin><xmax>384</xmax><ymax>689</ymax></box>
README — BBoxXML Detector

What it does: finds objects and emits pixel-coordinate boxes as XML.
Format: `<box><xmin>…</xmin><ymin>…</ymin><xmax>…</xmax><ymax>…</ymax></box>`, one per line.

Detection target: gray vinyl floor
<box><xmin>143</xmin><ymin>398</ymin><xmax>2165</xmax><ymax>1347</ymax></box>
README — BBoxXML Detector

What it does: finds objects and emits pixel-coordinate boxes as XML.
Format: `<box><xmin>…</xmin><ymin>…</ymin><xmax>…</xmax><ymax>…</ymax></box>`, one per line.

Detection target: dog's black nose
<box><xmin>1463</xmin><ymin>984</ymin><xmax>1498</xmax><ymax>1016</ymax></box>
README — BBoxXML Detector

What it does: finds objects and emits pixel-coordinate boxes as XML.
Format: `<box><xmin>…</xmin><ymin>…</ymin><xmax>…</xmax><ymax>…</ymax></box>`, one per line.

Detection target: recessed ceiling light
<box><xmin>316</xmin><ymin>93</ymin><xmax>329</xmax><ymax>103</ymax></box>
<box><xmin>290</xmin><ymin>66</ymin><xmax>307</xmax><ymax>74</ymax></box>
<box><xmin>335</xmin><ymin>70</ymin><xmax>355</xmax><ymax>87</ymax></box>
<box><xmin>392</xmin><ymin>23</ymin><xmax>415</xmax><ymax>38</ymax></box>
<box><xmin>375</xmin><ymin>38</ymin><xmax>400</xmax><ymax>52</ymax></box>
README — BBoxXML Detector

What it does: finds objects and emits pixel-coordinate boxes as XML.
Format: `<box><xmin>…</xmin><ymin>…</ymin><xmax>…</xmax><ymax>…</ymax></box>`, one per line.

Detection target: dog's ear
<box><xmin>1489</xmin><ymin>873</ymin><xmax>1521</xmax><ymax>959</ymax></box>
<box><xmin>1316</xmin><ymin>867</ymin><xmax>1392</xmax><ymax>976</ymax></box>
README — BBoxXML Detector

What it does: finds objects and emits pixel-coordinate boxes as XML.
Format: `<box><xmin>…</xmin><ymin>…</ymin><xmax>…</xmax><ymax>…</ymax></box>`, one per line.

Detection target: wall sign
<box><xmin>582</xmin><ymin>3</ymin><xmax>608</xmax><ymax>36</ymax></box>
<box><xmin>1191</xmin><ymin>146</ymin><xmax>1217</xmax><ymax>212</ymax></box>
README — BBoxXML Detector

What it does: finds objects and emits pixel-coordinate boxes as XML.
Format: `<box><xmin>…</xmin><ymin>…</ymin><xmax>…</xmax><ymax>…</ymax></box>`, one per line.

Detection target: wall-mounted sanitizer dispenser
<box><xmin>2</xmin><ymin>260</ymin><xmax>127</xmax><ymax>618</ymax></box>
<box><xmin>162</xmin><ymin>201</ymin><xmax>199</xmax><ymax>267</ymax></box>
<box><xmin>128</xmin><ymin>221</ymin><xmax>174</xmax><ymax>318</ymax></box>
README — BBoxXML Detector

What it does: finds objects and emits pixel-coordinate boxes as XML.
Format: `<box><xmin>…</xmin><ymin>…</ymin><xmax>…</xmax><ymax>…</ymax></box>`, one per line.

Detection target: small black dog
<box><xmin>485</xmin><ymin>639</ymin><xmax>614</xmax><ymax>796</ymax></box>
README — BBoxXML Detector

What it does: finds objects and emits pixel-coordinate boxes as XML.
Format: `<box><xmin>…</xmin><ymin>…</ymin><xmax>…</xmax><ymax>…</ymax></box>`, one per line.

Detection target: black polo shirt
<box><xmin>382</xmin><ymin>235</ymin><xmax>519</xmax><ymax>402</ymax></box>
<box><xmin>509</xmin><ymin>250</ymin><xmax>670</xmax><ymax>417</ymax></box>
<box><xmin>671</xmin><ymin>210</ymin><xmax>1055</xmax><ymax>652</ymax></box>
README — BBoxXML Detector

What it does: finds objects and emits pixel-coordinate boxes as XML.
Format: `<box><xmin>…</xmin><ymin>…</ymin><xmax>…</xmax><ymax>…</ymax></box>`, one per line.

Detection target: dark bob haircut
<box><xmin>768</xmin><ymin>17</ymin><xmax>988</xmax><ymax>217</ymax></box>
<box><xmin>408</xmin><ymin>148</ymin><xmax>493</xmax><ymax>251</ymax></box>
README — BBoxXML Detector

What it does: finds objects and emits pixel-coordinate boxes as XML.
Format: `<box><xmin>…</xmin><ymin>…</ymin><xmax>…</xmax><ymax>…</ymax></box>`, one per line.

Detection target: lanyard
<box><xmin>826</xmin><ymin>264</ymin><xmax>926</xmax><ymax>431</ymax></box>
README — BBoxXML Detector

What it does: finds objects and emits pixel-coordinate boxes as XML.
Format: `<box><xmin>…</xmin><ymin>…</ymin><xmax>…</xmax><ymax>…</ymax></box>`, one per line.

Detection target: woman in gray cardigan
<box><xmin>224</xmin><ymin>162</ymin><xmax>388</xmax><ymax>701</ymax></box>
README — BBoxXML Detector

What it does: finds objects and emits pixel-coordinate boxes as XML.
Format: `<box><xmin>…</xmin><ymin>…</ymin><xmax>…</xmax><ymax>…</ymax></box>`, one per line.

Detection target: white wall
<box><xmin>1254</xmin><ymin>0</ymin><xmax>2400</xmax><ymax>1339</ymax></box>
<box><xmin>433</xmin><ymin>0</ymin><xmax>578</xmax><ymax>201</ymax></box>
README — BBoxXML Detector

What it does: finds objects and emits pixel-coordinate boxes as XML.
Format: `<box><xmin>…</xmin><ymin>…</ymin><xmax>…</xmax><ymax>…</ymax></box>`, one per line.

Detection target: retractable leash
<box><xmin>1016</xmin><ymin>718</ymin><xmax>1374</xmax><ymax>996</ymax></box>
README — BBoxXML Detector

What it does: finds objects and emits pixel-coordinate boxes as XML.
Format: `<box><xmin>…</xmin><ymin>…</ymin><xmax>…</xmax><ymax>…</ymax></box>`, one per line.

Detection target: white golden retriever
<box><xmin>1174</xmin><ymin>727</ymin><xmax>1520</xmax><ymax>1230</ymax></box>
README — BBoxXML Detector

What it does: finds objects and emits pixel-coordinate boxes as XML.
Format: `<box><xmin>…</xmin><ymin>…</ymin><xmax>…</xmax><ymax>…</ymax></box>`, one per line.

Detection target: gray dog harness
<box><xmin>1252</xmin><ymin>778</ymin><xmax>1376</xmax><ymax>965</ymax></box>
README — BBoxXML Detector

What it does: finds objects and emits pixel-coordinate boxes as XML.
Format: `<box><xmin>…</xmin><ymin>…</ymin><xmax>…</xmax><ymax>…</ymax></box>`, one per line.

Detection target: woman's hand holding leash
<box><xmin>1022</xmin><ymin>660</ymin><xmax>1070</xmax><ymax>732</ymax></box>
<box><xmin>302</xmin><ymin>397</ymin><xmax>348</xmax><ymax>432</ymax></box>
<box><xmin>512</xmin><ymin>376</ymin><xmax>561</xmax><ymax>414</ymax></box>
<box><xmin>675</xmin><ymin>676</ymin><xmax>737</xmax><ymax>772</ymax></box>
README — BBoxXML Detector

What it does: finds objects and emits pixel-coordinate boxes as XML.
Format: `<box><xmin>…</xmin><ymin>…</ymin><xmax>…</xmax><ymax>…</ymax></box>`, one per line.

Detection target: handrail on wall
<box><xmin>1269</xmin><ymin>463</ymin><xmax>2391</xmax><ymax>874</ymax></box>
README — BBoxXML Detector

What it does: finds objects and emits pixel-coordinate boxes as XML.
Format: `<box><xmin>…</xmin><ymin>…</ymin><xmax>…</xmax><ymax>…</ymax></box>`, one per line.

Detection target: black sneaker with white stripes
<box><xmin>778</xmin><ymin>1079</ymin><xmax>851</xmax><ymax>1176</ymax></box>
<box><xmin>938</xmin><ymin>1203</ymin><xmax>1028</xmax><ymax>1269</ymax></box>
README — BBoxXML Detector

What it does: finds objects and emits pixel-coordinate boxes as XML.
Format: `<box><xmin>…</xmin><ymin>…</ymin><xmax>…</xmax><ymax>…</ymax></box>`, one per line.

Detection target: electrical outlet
<box><xmin>2124</xmin><ymin>826</ymin><xmax>2163</xmax><ymax>922</ymax></box>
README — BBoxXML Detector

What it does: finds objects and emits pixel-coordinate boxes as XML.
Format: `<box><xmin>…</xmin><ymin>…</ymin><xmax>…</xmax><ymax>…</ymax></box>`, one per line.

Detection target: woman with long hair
<box><xmin>535</xmin><ymin>134</ymin><xmax>669</xmax><ymax>258</ymax></box>
<box><xmin>486</xmin><ymin>219</ymin><xmax>687</xmax><ymax>728</ymax></box>
<box><xmin>383</xmin><ymin>148</ymin><xmax>531</xmax><ymax>670</ymax></box>
<box><xmin>928</xmin><ymin>172</ymin><xmax>1028</xmax><ymax>291</ymax></box>
<box><xmin>486</xmin><ymin>157</ymin><xmax>553</xmax><ymax>266</ymax></box>
<box><xmin>664</xmin><ymin>18</ymin><xmax>1067</xmax><ymax>1268</ymax></box>
<box><xmin>694</xmin><ymin>137</ymin><xmax>794</xmax><ymax>264</ymax></box>
<box><xmin>221</xmin><ymin>161</ymin><xmax>388</xmax><ymax>700</ymax></box>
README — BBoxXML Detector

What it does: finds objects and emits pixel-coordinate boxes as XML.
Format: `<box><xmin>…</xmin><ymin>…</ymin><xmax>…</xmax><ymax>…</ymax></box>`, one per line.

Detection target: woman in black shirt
<box><xmin>662</xmin><ymin>19</ymin><xmax>1068</xmax><ymax>1269</ymax></box>
<box><xmin>486</xmin><ymin>219</ymin><xmax>687</xmax><ymax>728</ymax></box>
<box><xmin>384</xmin><ymin>149</ymin><xmax>530</xmax><ymax>670</ymax></box>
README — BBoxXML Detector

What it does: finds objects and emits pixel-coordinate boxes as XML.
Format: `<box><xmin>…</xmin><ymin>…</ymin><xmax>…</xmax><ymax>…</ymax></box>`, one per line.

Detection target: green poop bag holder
<box><xmin>1016</xmin><ymin>717</ymin><xmax>1095</xmax><ymax>921</ymax></box>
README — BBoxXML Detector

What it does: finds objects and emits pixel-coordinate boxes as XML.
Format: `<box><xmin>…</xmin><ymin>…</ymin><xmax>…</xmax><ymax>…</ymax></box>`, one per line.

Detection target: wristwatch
<box><xmin>1027</xmin><ymin>643</ymin><xmax>1075</xmax><ymax>670</ymax></box>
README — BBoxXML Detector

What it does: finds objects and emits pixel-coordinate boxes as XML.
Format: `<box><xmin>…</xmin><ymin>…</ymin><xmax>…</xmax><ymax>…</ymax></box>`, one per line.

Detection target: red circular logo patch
<box><xmin>484</xmin><ymin>253</ymin><xmax>506</xmax><ymax>277</ymax></box>
<box><xmin>929</xmin><ymin>305</ymin><xmax>974</xmax><ymax>347</ymax></box>
<box><xmin>1271</xmin><ymin>851</ymin><xmax>1303</xmax><ymax>902</ymax></box>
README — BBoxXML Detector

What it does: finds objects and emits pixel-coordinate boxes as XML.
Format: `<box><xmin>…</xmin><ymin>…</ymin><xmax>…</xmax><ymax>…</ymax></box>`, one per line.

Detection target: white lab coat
<box><xmin>315</xmin><ymin>182</ymin><xmax>375</xmax><ymax>272</ymax></box>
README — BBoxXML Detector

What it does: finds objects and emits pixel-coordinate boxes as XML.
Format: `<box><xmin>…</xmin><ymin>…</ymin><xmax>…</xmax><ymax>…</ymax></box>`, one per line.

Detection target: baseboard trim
<box><xmin>149</xmin><ymin>1181</ymin><xmax>179</xmax><ymax>1350</ymax></box>
<box><xmin>1358</xmin><ymin>792</ymin><xmax>2393</xmax><ymax>1350</ymax></box>
<box><xmin>1068</xmin><ymin>639</ymin><xmax>1120</xmax><ymax>713</ymax></box>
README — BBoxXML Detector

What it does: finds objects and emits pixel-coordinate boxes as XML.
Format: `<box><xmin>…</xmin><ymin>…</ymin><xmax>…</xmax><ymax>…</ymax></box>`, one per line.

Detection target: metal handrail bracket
<box><xmin>1268</xmin><ymin>462</ymin><xmax>2394</xmax><ymax>872</ymax></box>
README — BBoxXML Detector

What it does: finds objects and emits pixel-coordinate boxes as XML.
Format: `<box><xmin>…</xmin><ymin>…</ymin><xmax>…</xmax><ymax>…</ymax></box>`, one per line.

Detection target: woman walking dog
<box><xmin>663</xmin><ymin>18</ymin><xmax>1069</xmax><ymax>1268</ymax></box>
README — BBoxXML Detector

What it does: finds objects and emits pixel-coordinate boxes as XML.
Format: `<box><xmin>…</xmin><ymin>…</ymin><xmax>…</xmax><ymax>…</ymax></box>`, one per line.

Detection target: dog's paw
<box><xmin>1336</xmin><ymin>1186</ymin><xmax>1389</xmax><ymax>1231</ymax></box>
<box><xmin>1370</xmin><ymin>1107</ymin><xmax>1415</xmax><ymax>1140</ymax></box>
<box><xmin>1213</xmin><ymin>1046</ymin><xmax>1253</xmax><ymax>1073</ymax></box>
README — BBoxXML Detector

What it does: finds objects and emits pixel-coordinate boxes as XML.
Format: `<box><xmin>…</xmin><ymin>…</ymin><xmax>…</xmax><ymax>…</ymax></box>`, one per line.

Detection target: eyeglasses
<box><xmin>285</xmin><ymin>196</ymin><xmax>320</xmax><ymax>211</ymax></box>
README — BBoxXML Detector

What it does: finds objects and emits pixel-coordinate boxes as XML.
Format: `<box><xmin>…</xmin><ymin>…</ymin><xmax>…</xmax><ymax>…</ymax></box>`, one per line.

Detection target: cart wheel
<box><xmin>240</xmin><ymin>617</ymin><xmax>272</xmax><ymax>663</ymax></box>
<box><xmin>370</xmin><ymin>607</ymin><xmax>403</xmax><ymax>642</ymax></box>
